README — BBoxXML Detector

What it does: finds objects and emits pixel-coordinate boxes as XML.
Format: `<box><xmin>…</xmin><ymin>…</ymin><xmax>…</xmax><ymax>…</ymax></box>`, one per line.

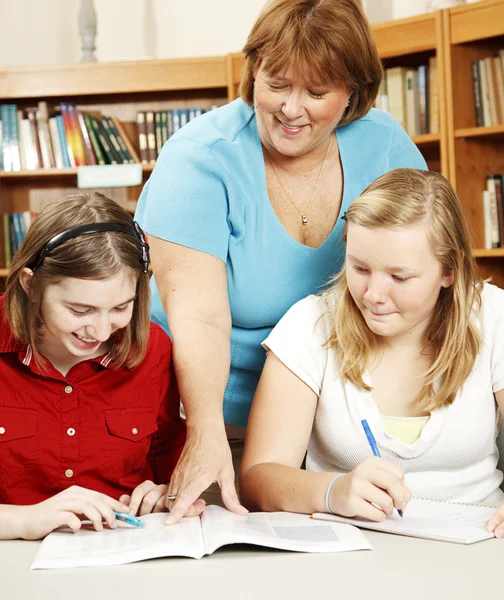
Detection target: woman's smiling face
<box><xmin>253</xmin><ymin>63</ymin><xmax>351</xmax><ymax>158</ymax></box>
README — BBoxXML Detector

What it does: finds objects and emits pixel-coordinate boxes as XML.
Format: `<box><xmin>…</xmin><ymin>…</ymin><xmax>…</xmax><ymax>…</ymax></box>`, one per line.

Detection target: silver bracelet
<box><xmin>324</xmin><ymin>473</ymin><xmax>345</xmax><ymax>515</ymax></box>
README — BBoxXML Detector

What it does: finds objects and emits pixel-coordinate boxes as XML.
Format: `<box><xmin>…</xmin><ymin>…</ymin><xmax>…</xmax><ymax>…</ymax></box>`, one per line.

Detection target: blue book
<box><xmin>56</xmin><ymin>115</ymin><xmax>71</xmax><ymax>167</ymax></box>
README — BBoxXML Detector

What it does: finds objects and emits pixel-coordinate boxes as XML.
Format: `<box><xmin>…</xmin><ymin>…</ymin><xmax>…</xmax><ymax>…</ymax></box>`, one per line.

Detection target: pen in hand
<box><xmin>114</xmin><ymin>511</ymin><xmax>145</xmax><ymax>527</ymax></box>
<box><xmin>361</xmin><ymin>419</ymin><xmax>403</xmax><ymax>518</ymax></box>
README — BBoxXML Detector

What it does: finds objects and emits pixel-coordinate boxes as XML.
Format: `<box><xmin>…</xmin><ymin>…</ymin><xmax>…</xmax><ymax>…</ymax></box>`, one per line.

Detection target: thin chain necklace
<box><xmin>265</xmin><ymin>135</ymin><xmax>333</xmax><ymax>226</ymax></box>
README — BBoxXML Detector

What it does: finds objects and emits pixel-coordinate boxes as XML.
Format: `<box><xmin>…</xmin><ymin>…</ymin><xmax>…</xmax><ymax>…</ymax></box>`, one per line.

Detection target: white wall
<box><xmin>0</xmin><ymin>0</ymin><xmax>266</xmax><ymax>68</ymax></box>
<box><xmin>0</xmin><ymin>0</ymin><xmax>441</xmax><ymax>69</ymax></box>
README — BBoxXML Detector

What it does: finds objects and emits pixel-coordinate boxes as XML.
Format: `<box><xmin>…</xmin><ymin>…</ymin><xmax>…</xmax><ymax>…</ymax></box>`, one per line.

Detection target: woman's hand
<box><xmin>164</xmin><ymin>426</ymin><xmax>247</xmax><ymax>525</ymax></box>
<box><xmin>329</xmin><ymin>457</ymin><xmax>412</xmax><ymax>521</ymax></box>
<box><xmin>119</xmin><ymin>481</ymin><xmax>169</xmax><ymax>516</ymax></box>
<box><xmin>13</xmin><ymin>486</ymin><xmax>130</xmax><ymax>540</ymax></box>
<box><xmin>486</xmin><ymin>501</ymin><xmax>504</xmax><ymax>538</ymax></box>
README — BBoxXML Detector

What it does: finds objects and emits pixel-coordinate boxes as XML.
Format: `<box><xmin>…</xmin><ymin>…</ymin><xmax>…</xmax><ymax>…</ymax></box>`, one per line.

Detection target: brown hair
<box><xmin>323</xmin><ymin>168</ymin><xmax>482</xmax><ymax>411</ymax></box>
<box><xmin>4</xmin><ymin>192</ymin><xmax>151</xmax><ymax>370</ymax></box>
<box><xmin>241</xmin><ymin>0</ymin><xmax>382</xmax><ymax>126</ymax></box>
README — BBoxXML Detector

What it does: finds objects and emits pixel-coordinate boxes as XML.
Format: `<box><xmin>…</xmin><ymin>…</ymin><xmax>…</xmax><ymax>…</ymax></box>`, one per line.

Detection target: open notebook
<box><xmin>312</xmin><ymin>496</ymin><xmax>497</xmax><ymax>545</ymax></box>
<box><xmin>31</xmin><ymin>505</ymin><xmax>371</xmax><ymax>569</ymax></box>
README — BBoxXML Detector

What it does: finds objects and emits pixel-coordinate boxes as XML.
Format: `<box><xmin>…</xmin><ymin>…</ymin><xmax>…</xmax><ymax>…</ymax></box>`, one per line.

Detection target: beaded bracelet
<box><xmin>324</xmin><ymin>473</ymin><xmax>345</xmax><ymax>515</ymax></box>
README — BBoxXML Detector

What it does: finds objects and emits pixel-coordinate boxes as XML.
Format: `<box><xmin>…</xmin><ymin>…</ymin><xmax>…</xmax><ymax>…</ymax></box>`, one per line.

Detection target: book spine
<box><xmin>37</xmin><ymin>101</ymin><xmax>56</xmax><ymax>168</ymax></box>
<box><xmin>16</xmin><ymin>109</ymin><xmax>27</xmax><ymax>171</ymax></box>
<box><xmin>0</xmin><ymin>105</ymin><xmax>11</xmax><ymax>171</ymax></box>
<box><xmin>145</xmin><ymin>111</ymin><xmax>157</xmax><ymax>164</ymax></box>
<box><xmin>492</xmin><ymin>56</ymin><xmax>504</xmax><ymax>125</ymax></box>
<box><xmin>20</xmin><ymin>118</ymin><xmax>37</xmax><ymax>170</ymax></box>
<box><xmin>67</xmin><ymin>104</ymin><xmax>87</xmax><ymax>166</ymax></box>
<box><xmin>48</xmin><ymin>117</ymin><xmax>64</xmax><ymax>169</ymax></box>
<box><xmin>92</xmin><ymin>116</ymin><xmax>118</xmax><ymax>164</ymax></box>
<box><xmin>59</xmin><ymin>104</ymin><xmax>76</xmax><ymax>167</ymax></box>
<box><xmin>479</xmin><ymin>59</ymin><xmax>492</xmax><ymax>127</ymax></box>
<box><xmin>83</xmin><ymin>113</ymin><xmax>106</xmax><ymax>165</ymax></box>
<box><xmin>155</xmin><ymin>111</ymin><xmax>163</xmax><ymax>157</ymax></box>
<box><xmin>111</xmin><ymin>116</ymin><xmax>140</xmax><ymax>163</ymax></box>
<box><xmin>160</xmin><ymin>111</ymin><xmax>168</xmax><ymax>145</ymax></box>
<box><xmin>8</xmin><ymin>104</ymin><xmax>21</xmax><ymax>171</ymax></box>
<box><xmin>488</xmin><ymin>175</ymin><xmax>504</xmax><ymax>247</ymax></box>
<box><xmin>3</xmin><ymin>213</ymin><xmax>12</xmax><ymax>267</ymax></box>
<box><xmin>136</xmin><ymin>111</ymin><xmax>149</xmax><ymax>165</ymax></box>
<box><xmin>472</xmin><ymin>60</ymin><xmax>484</xmax><ymax>127</ymax></box>
<box><xmin>55</xmin><ymin>115</ymin><xmax>71</xmax><ymax>168</ymax></box>
<box><xmin>76</xmin><ymin>110</ymin><xmax>97</xmax><ymax>165</ymax></box>
<box><xmin>99</xmin><ymin>117</ymin><xmax>124</xmax><ymax>163</ymax></box>
<box><xmin>484</xmin><ymin>57</ymin><xmax>498</xmax><ymax>127</ymax></box>
<box><xmin>104</xmin><ymin>116</ymin><xmax>133</xmax><ymax>163</ymax></box>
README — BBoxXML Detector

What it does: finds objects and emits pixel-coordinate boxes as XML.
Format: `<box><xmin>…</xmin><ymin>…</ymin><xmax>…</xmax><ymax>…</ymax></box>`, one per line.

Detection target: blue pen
<box><xmin>361</xmin><ymin>419</ymin><xmax>403</xmax><ymax>518</ymax></box>
<box><xmin>114</xmin><ymin>511</ymin><xmax>145</xmax><ymax>527</ymax></box>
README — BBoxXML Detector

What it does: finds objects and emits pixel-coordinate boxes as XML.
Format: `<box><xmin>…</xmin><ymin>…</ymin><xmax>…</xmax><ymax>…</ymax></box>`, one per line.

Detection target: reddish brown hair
<box><xmin>241</xmin><ymin>0</ymin><xmax>382</xmax><ymax>126</ymax></box>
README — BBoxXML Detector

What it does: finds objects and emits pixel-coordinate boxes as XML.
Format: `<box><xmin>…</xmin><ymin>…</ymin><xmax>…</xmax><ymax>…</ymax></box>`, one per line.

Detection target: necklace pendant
<box><xmin>302</xmin><ymin>215</ymin><xmax>308</xmax><ymax>225</ymax></box>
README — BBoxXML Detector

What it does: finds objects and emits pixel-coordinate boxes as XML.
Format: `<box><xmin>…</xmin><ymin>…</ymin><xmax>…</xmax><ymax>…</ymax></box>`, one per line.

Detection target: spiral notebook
<box><xmin>312</xmin><ymin>496</ymin><xmax>497</xmax><ymax>545</ymax></box>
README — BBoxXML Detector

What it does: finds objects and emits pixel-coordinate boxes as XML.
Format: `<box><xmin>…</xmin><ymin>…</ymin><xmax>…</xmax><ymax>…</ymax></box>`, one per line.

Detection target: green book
<box><xmin>100</xmin><ymin>117</ymin><xmax>127</xmax><ymax>164</ymax></box>
<box><xmin>90</xmin><ymin>116</ymin><xmax>117</xmax><ymax>164</ymax></box>
<box><xmin>104</xmin><ymin>117</ymin><xmax>133</xmax><ymax>163</ymax></box>
<box><xmin>83</xmin><ymin>113</ymin><xmax>106</xmax><ymax>165</ymax></box>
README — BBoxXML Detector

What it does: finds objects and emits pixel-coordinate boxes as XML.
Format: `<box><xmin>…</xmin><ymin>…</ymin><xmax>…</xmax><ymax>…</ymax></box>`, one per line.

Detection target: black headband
<box><xmin>29</xmin><ymin>222</ymin><xmax>150</xmax><ymax>274</ymax></box>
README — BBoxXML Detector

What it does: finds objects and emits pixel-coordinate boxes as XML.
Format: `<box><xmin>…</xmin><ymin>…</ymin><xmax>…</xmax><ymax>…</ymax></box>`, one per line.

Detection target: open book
<box><xmin>31</xmin><ymin>505</ymin><xmax>371</xmax><ymax>569</ymax></box>
<box><xmin>312</xmin><ymin>496</ymin><xmax>497</xmax><ymax>545</ymax></box>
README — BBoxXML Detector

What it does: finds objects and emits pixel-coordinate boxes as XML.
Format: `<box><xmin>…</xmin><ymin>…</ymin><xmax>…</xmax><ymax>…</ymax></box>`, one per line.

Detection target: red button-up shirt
<box><xmin>0</xmin><ymin>296</ymin><xmax>185</xmax><ymax>505</ymax></box>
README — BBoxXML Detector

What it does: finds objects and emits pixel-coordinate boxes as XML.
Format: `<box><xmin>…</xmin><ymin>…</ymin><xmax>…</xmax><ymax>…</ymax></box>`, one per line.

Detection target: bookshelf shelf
<box><xmin>411</xmin><ymin>133</ymin><xmax>441</xmax><ymax>146</ymax></box>
<box><xmin>473</xmin><ymin>248</ymin><xmax>504</xmax><ymax>258</ymax></box>
<box><xmin>0</xmin><ymin>57</ymin><xmax>228</xmax><ymax>100</ymax></box>
<box><xmin>455</xmin><ymin>124</ymin><xmax>504</xmax><ymax>139</ymax></box>
<box><xmin>0</xmin><ymin>165</ymin><xmax>155</xmax><ymax>180</ymax></box>
<box><xmin>444</xmin><ymin>0</ymin><xmax>504</xmax><ymax>286</ymax></box>
<box><xmin>372</xmin><ymin>13</ymin><xmax>438</xmax><ymax>59</ymax></box>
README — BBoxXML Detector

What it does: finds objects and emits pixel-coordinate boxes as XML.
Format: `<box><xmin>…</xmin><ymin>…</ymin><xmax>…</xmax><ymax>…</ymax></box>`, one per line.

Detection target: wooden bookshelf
<box><xmin>0</xmin><ymin>57</ymin><xmax>230</xmax><ymax>280</ymax></box>
<box><xmin>444</xmin><ymin>0</ymin><xmax>504</xmax><ymax>285</ymax></box>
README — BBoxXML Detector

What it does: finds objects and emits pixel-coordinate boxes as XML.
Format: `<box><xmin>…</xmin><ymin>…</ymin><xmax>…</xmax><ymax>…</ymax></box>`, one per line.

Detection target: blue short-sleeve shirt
<box><xmin>135</xmin><ymin>99</ymin><xmax>427</xmax><ymax>426</ymax></box>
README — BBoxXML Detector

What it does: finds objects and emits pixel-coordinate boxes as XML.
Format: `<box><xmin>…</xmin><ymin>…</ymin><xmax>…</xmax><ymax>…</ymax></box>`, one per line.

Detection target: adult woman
<box><xmin>135</xmin><ymin>0</ymin><xmax>426</xmax><ymax>522</ymax></box>
<box><xmin>240</xmin><ymin>169</ymin><xmax>504</xmax><ymax>538</ymax></box>
<box><xmin>0</xmin><ymin>192</ymin><xmax>185</xmax><ymax>539</ymax></box>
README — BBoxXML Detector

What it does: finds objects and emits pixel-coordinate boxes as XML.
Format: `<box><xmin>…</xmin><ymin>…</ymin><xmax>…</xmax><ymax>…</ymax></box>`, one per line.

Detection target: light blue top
<box><xmin>135</xmin><ymin>99</ymin><xmax>427</xmax><ymax>426</ymax></box>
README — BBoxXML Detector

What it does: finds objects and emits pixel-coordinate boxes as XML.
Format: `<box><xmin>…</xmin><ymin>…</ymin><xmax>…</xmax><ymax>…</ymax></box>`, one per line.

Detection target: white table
<box><xmin>2</xmin><ymin>531</ymin><xmax>501</xmax><ymax>600</ymax></box>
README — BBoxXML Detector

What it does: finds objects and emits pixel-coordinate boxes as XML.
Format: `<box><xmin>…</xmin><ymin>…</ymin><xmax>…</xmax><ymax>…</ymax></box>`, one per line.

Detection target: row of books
<box><xmin>375</xmin><ymin>57</ymin><xmax>440</xmax><ymax>137</ymax></box>
<box><xmin>482</xmin><ymin>175</ymin><xmax>504</xmax><ymax>250</ymax></box>
<box><xmin>472</xmin><ymin>50</ymin><xmax>504</xmax><ymax>128</ymax></box>
<box><xmin>0</xmin><ymin>101</ymin><xmax>140</xmax><ymax>172</ymax></box>
<box><xmin>0</xmin><ymin>211</ymin><xmax>35</xmax><ymax>269</ymax></box>
<box><xmin>137</xmin><ymin>107</ymin><xmax>217</xmax><ymax>165</ymax></box>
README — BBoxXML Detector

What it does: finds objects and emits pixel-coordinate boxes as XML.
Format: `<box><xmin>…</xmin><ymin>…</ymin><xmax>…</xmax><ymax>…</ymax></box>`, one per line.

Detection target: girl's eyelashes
<box><xmin>267</xmin><ymin>83</ymin><xmax>287</xmax><ymax>91</ymax></box>
<box><xmin>308</xmin><ymin>90</ymin><xmax>328</xmax><ymax>99</ymax></box>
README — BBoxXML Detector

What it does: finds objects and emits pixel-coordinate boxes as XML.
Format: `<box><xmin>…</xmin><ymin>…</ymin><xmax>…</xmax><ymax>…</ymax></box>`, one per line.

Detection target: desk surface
<box><xmin>2</xmin><ymin>531</ymin><xmax>500</xmax><ymax>600</ymax></box>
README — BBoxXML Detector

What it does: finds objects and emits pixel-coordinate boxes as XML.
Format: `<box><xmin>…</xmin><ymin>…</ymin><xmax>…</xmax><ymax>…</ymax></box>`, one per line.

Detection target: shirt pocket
<box><xmin>104</xmin><ymin>408</ymin><xmax>159</xmax><ymax>479</ymax></box>
<box><xmin>0</xmin><ymin>406</ymin><xmax>38</xmax><ymax>486</ymax></box>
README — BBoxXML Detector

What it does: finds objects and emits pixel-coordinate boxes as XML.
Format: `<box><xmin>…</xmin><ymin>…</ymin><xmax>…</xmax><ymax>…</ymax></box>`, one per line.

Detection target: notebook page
<box><xmin>312</xmin><ymin>497</ymin><xmax>496</xmax><ymax>544</ymax></box>
<box><xmin>201</xmin><ymin>505</ymin><xmax>372</xmax><ymax>554</ymax></box>
<box><xmin>31</xmin><ymin>513</ymin><xmax>205</xmax><ymax>569</ymax></box>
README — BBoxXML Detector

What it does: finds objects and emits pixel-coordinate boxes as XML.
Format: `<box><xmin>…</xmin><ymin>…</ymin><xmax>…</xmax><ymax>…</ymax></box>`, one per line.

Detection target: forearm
<box><xmin>240</xmin><ymin>463</ymin><xmax>340</xmax><ymax>514</ymax></box>
<box><xmin>0</xmin><ymin>505</ymin><xmax>25</xmax><ymax>540</ymax></box>
<box><xmin>170</xmin><ymin>316</ymin><xmax>231</xmax><ymax>434</ymax></box>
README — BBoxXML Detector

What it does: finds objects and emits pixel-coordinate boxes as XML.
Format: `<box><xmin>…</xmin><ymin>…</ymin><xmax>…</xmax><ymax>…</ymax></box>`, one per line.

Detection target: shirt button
<box><xmin>0</xmin><ymin>427</ymin><xmax>5</xmax><ymax>435</ymax></box>
<box><xmin>67</xmin><ymin>428</ymin><xmax>76</xmax><ymax>437</ymax></box>
<box><xmin>65</xmin><ymin>469</ymin><xmax>74</xmax><ymax>478</ymax></box>
<box><xmin>132</xmin><ymin>428</ymin><xmax>138</xmax><ymax>435</ymax></box>
<box><xmin>64</xmin><ymin>385</ymin><xmax>73</xmax><ymax>394</ymax></box>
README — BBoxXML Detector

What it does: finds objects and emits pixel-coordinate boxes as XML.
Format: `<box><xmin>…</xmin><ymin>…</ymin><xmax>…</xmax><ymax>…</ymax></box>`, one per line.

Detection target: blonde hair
<box><xmin>323</xmin><ymin>168</ymin><xmax>482</xmax><ymax>411</ymax></box>
<box><xmin>241</xmin><ymin>0</ymin><xmax>382</xmax><ymax>127</ymax></box>
<box><xmin>4</xmin><ymin>192</ymin><xmax>151</xmax><ymax>370</ymax></box>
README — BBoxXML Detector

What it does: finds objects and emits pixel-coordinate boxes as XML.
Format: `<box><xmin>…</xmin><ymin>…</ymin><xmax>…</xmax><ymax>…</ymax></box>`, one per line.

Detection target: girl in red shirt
<box><xmin>0</xmin><ymin>192</ymin><xmax>186</xmax><ymax>540</ymax></box>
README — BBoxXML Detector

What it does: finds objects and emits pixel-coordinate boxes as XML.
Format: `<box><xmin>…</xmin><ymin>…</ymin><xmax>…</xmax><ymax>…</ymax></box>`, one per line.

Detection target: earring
<box><xmin>346</xmin><ymin>98</ymin><xmax>351</xmax><ymax>107</ymax></box>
